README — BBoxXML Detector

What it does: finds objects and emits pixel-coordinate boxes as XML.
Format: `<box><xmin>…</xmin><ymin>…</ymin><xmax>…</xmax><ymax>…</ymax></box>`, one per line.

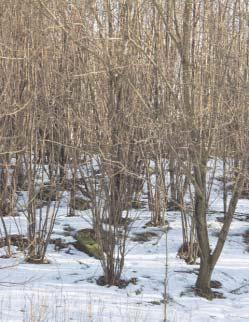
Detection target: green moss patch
<box><xmin>75</xmin><ymin>229</ymin><xmax>102</xmax><ymax>259</ymax></box>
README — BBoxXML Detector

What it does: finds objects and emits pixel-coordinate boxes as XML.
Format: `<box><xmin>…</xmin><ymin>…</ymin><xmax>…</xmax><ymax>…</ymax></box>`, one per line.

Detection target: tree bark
<box><xmin>196</xmin><ymin>258</ymin><xmax>213</xmax><ymax>298</ymax></box>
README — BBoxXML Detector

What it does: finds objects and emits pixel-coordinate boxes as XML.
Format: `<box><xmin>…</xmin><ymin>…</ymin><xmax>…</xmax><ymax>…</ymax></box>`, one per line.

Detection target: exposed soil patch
<box><xmin>69</xmin><ymin>197</ymin><xmax>91</xmax><ymax>211</ymax></box>
<box><xmin>37</xmin><ymin>184</ymin><xmax>58</xmax><ymax>202</ymax></box>
<box><xmin>210</xmin><ymin>280</ymin><xmax>222</xmax><ymax>289</ymax></box>
<box><xmin>0</xmin><ymin>234</ymin><xmax>28</xmax><ymax>250</ymax></box>
<box><xmin>96</xmin><ymin>276</ymin><xmax>137</xmax><ymax>288</ymax></box>
<box><xmin>26</xmin><ymin>257</ymin><xmax>50</xmax><ymax>264</ymax></box>
<box><xmin>143</xmin><ymin>220</ymin><xmax>169</xmax><ymax>228</ymax></box>
<box><xmin>194</xmin><ymin>287</ymin><xmax>225</xmax><ymax>300</ymax></box>
<box><xmin>50</xmin><ymin>238</ymin><xmax>70</xmax><ymax>251</ymax></box>
<box><xmin>131</xmin><ymin>231</ymin><xmax>158</xmax><ymax>242</ymax></box>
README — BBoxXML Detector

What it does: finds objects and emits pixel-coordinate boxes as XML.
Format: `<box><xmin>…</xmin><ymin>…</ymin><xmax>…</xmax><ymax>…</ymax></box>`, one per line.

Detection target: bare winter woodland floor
<box><xmin>0</xmin><ymin>180</ymin><xmax>249</xmax><ymax>322</ymax></box>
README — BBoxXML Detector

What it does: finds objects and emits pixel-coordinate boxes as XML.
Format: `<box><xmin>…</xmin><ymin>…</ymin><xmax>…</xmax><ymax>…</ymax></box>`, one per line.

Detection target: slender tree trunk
<box><xmin>169</xmin><ymin>156</ymin><xmax>177</xmax><ymax>208</ymax></box>
<box><xmin>193</xmin><ymin>156</ymin><xmax>213</xmax><ymax>296</ymax></box>
<box><xmin>196</xmin><ymin>258</ymin><xmax>213</xmax><ymax>297</ymax></box>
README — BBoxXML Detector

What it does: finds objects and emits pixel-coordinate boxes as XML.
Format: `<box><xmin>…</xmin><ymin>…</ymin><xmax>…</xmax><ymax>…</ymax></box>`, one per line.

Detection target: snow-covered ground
<box><xmin>0</xmin><ymin>189</ymin><xmax>249</xmax><ymax>321</ymax></box>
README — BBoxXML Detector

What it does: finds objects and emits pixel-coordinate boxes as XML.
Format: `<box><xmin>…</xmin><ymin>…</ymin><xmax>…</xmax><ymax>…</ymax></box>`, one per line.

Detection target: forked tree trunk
<box><xmin>194</xmin><ymin>159</ymin><xmax>246</xmax><ymax>299</ymax></box>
